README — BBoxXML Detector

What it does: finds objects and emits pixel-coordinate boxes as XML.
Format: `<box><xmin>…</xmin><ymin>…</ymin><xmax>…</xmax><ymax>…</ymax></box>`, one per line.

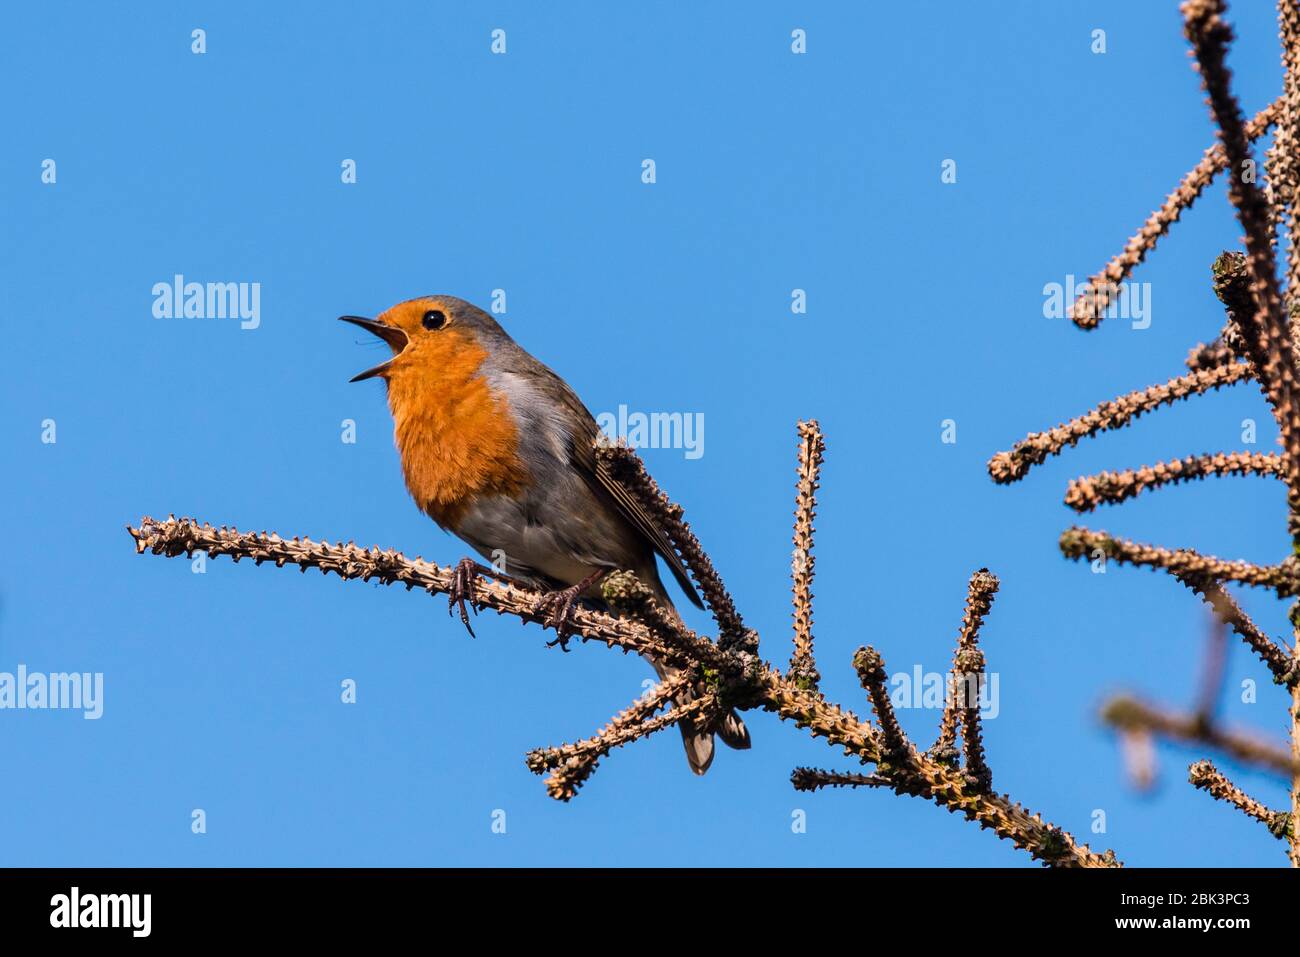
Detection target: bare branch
<box><xmin>933</xmin><ymin>570</ymin><xmax>999</xmax><ymax>760</ymax></box>
<box><xmin>955</xmin><ymin>648</ymin><xmax>992</xmax><ymax>792</ymax></box>
<box><xmin>1059</xmin><ymin>526</ymin><xmax>1300</xmax><ymax>596</ymax></box>
<box><xmin>1184</xmin><ymin>0</ymin><xmax>1300</xmax><ymax>538</ymax></box>
<box><xmin>791</xmin><ymin>768</ymin><xmax>890</xmax><ymax>791</ymax></box>
<box><xmin>1273</xmin><ymin>0</ymin><xmax>1300</xmax><ymax>296</ymax></box>
<box><xmin>854</xmin><ymin>646</ymin><xmax>912</xmax><ymax>759</ymax></box>
<box><xmin>528</xmin><ymin>681</ymin><xmax>713</xmax><ymax>801</ymax></box>
<box><xmin>988</xmin><ymin>363</ymin><xmax>1251</xmax><ymax>485</ymax></box>
<box><xmin>1064</xmin><ymin>451</ymin><xmax>1283</xmax><ymax>512</ymax></box>
<box><xmin>1186</xmin><ymin>334</ymin><xmax>1239</xmax><ymax>371</ymax></box>
<box><xmin>126</xmin><ymin>515</ymin><xmax>695</xmax><ymax>666</ymax></box>
<box><xmin>790</xmin><ymin>420</ymin><xmax>825</xmax><ymax>689</ymax></box>
<box><xmin>1189</xmin><ymin>760</ymin><xmax>1293</xmax><ymax>838</ymax></box>
<box><xmin>1068</xmin><ymin>99</ymin><xmax>1280</xmax><ymax>328</ymax></box>
<box><xmin>1177</xmin><ymin>575</ymin><xmax>1298</xmax><ymax>685</ymax></box>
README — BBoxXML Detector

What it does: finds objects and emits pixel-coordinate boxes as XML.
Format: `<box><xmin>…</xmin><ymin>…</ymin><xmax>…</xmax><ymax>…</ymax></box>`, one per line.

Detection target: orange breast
<box><xmin>385</xmin><ymin>332</ymin><xmax>531</xmax><ymax>529</ymax></box>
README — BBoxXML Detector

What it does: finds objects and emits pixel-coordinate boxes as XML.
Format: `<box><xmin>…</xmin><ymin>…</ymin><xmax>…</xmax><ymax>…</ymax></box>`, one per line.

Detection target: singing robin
<box><xmin>340</xmin><ymin>295</ymin><xmax>750</xmax><ymax>774</ymax></box>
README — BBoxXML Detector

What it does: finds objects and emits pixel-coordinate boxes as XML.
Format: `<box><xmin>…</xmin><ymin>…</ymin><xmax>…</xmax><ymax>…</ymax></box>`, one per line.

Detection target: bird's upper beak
<box><xmin>339</xmin><ymin>315</ymin><xmax>409</xmax><ymax>382</ymax></box>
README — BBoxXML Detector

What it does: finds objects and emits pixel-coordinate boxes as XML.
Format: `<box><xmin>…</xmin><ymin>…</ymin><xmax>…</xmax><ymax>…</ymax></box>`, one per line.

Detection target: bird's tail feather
<box><xmin>633</xmin><ymin>566</ymin><xmax>752</xmax><ymax>775</ymax></box>
<box><xmin>650</xmin><ymin>657</ymin><xmax>750</xmax><ymax>775</ymax></box>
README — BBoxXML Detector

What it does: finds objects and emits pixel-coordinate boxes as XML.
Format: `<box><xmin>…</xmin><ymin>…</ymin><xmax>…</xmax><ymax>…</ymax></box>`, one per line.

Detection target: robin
<box><xmin>340</xmin><ymin>295</ymin><xmax>750</xmax><ymax>774</ymax></box>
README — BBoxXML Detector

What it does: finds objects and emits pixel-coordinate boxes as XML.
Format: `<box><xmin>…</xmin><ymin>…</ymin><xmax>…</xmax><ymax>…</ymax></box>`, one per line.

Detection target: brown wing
<box><xmin>555</xmin><ymin>381</ymin><xmax>704</xmax><ymax>609</ymax></box>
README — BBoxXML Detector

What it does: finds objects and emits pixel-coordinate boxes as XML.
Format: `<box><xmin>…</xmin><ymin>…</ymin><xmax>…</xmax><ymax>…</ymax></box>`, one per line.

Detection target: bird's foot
<box><xmin>533</xmin><ymin>569</ymin><xmax>606</xmax><ymax>651</ymax></box>
<box><xmin>448</xmin><ymin>557</ymin><xmax>492</xmax><ymax>638</ymax></box>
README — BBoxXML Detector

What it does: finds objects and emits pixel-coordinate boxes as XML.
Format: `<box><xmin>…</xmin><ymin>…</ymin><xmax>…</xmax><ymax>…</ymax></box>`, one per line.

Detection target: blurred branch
<box><xmin>1102</xmin><ymin>694</ymin><xmax>1298</xmax><ymax>777</ymax></box>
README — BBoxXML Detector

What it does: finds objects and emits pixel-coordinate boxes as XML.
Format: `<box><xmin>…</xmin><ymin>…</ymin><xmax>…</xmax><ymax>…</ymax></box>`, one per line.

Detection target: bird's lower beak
<box><xmin>339</xmin><ymin>315</ymin><xmax>409</xmax><ymax>382</ymax></box>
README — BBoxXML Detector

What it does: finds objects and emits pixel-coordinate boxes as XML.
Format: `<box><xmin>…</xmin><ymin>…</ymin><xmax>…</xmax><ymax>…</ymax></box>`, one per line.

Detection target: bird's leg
<box><xmin>534</xmin><ymin>568</ymin><xmax>608</xmax><ymax>651</ymax></box>
<box><xmin>448</xmin><ymin>557</ymin><xmax>495</xmax><ymax>638</ymax></box>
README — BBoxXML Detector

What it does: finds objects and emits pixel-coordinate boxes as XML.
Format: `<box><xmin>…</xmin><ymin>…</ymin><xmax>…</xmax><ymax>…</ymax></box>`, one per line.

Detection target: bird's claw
<box><xmin>448</xmin><ymin>557</ymin><xmax>488</xmax><ymax>638</ymax></box>
<box><xmin>532</xmin><ymin>569</ymin><xmax>606</xmax><ymax>651</ymax></box>
<box><xmin>534</xmin><ymin>584</ymin><xmax>584</xmax><ymax>651</ymax></box>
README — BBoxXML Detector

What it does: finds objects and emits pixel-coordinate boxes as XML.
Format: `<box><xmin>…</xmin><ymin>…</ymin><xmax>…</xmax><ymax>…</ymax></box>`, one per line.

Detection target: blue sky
<box><xmin>1</xmin><ymin>1</ymin><xmax>1293</xmax><ymax>866</ymax></box>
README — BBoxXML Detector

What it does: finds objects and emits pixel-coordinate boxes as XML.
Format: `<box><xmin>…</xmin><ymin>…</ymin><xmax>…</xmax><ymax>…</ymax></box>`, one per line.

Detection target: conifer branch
<box><xmin>789</xmin><ymin>420</ymin><xmax>825</xmax><ymax>690</ymax></box>
<box><xmin>1064</xmin><ymin>452</ymin><xmax>1283</xmax><ymax>513</ymax></box>
<box><xmin>1068</xmin><ymin>98</ymin><xmax>1280</xmax><ymax>328</ymax></box>
<box><xmin>987</xmin><ymin>363</ymin><xmax>1252</xmax><ymax>485</ymax></box>
<box><xmin>1058</xmin><ymin>526</ymin><xmax>1300</xmax><ymax>596</ymax></box>
<box><xmin>1190</xmin><ymin>760</ymin><xmax>1293</xmax><ymax>838</ymax></box>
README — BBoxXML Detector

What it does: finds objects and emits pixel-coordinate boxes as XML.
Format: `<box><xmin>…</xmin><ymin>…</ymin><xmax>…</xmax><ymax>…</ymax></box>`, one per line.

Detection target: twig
<box><xmin>1189</xmin><ymin>759</ymin><xmax>1292</xmax><ymax>838</ymax></box>
<box><xmin>128</xmin><ymin>514</ymin><xmax>707</xmax><ymax>665</ymax></box>
<box><xmin>1059</xmin><ymin>525</ymin><xmax>1300</xmax><ymax>596</ymax></box>
<box><xmin>1068</xmin><ymin>99</ymin><xmax>1280</xmax><ymax>328</ymax></box>
<box><xmin>854</xmin><ymin>646</ymin><xmax>912</xmax><ymax>760</ymax></box>
<box><xmin>988</xmin><ymin>363</ymin><xmax>1251</xmax><ymax>485</ymax></box>
<box><xmin>1274</xmin><ymin>0</ymin><xmax>1300</xmax><ymax>296</ymax></box>
<box><xmin>1185</xmin><ymin>335</ymin><xmax>1238</xmax><ymax>371</ymax></box>
<box><xmin>790</xmin><ymin>420</ymin><xmax>825</xmax><ymax>689</ymax></box>
<box><xmin>1184</xmin><ymin>0</ymin><xmax>1300</xmax><ymax>539</ymax></box>
<box><xmin>954</xmin><ymin>648</ymin><xmax>992</xmax><ymax>792</ymax></box>
<box><xmin>791</xmin><ymin>768</ymin><xmax>889</xmax><ymax>791</ymax></box>
<box><xmin>1064</xmin><ymin>451</ymin><xmax>1283</xmax><ymax>513</ymax></box>
<box><xmin>527</xmin><ymin>678</ymin><xmax>711</xmax><ymax>801</ymax></box>
<box><xmin>1177</xmin><ymin>575</ymin><xmax>1297</xmax><ymax>685</ymax></box>
<box><xmin>933</xmin><ymin>570</ymin><xmax>998</xmax><ymax>761</ymax></box>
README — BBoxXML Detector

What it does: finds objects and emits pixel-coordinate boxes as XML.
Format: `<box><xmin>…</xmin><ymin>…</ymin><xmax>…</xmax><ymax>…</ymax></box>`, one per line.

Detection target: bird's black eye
<box><xmin>422</xmin><ymin>309</ymin><xmax>447</xmax><ymax>330</ymax></box>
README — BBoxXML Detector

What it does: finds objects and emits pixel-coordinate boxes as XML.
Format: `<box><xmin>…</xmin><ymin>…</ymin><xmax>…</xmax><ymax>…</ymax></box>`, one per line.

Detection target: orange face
<box><xmin>340</xmin><ymin>296</ymin><xmax>475</xmax><ymax>384</ymax></box>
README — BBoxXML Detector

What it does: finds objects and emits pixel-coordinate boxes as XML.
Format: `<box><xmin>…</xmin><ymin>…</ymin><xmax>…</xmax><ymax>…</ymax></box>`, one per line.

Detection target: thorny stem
<box><xmin>1064</xmin><ymin>451</ymin><xmax>1283</xmax><ymax>513</ymax></box>
<box><xmin>790</xmin><ymin>768</ymin><xmax>890</xmax><ymax>791</ymax></box>
<box><xmin>988</xmin><ymin>363</ymin><xmax>1251</xmax><ymax>484</ymax></box>
<box><xmin>933</xmin><ymin>570</ymin><xmax>998</xmax><ymax>761</ymax></box>
<box><xmin>1292</xmin><ymin>681</ymin><xmax>1300</xmax><ymax>864</ymax></box>
<box><xmin>1184</xmin><ymin>0</ymin><xmax>1300</xmax><ymax>539</ymax></box>
<box><xmin>1060</xmin><ymin>526</ymin><xmax>1300</xmax><ymax>598</ymax></box>
<box><xmin>1177</xmin><ymin>575</ymin><xmax>1297</xmax><ymax>685</ymax></box>
<box><xmin>761</xmin><ymin>673</ymin><xmax>1116</xmax><ymax>866</ymax></box>
<box><xmin>854</xmin><ymin>647</ymin><xmax>912</xmax><ymax>760</ymax></box>
<box><xmin>527</xmin><ymin>680</ymin><xmax>712</xmax><ymax>801</ymax></box>
<box><xmin>995</xmin><ymin>0</ymin><xmax>1300</xmax><ymax>864</ymax></box>
<box><xmin>789</xmin><ymin>420</ymin><xmax>825</xmax><ymax>690</ymax></box>
<box><xmin>1189</xmin><ymin>760</ymin><xmax>1292</xmax><ymax>839</ymax></box>
<box><xmin>126</xmin><ymin>515</ymin><xmax>696</xmax><ymax>668</ymax></box>
<box><xmin>1068</xmin><ymin>98</ymin><xmax>1280</xmax><ymax>328</ymax></box>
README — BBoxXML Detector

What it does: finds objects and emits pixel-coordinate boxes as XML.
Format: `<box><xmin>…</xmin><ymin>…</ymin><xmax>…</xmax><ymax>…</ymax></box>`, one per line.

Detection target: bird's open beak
<box><xmin>339</xmin><ymin>315</ymin><xmax>409</xmax><ymax>382</ymax></box>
